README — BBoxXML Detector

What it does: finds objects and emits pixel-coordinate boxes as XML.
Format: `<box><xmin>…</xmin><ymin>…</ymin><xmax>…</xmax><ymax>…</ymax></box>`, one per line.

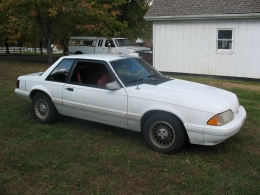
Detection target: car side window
<box><xmin>69</xmin><ymin>61</ymin><xmax>115</xmax><ymax>88</ymax></box>
<box><xmin>46</xmin><ymin>59</ymin><xmax>74</xmax><ymax>82</ymax></box>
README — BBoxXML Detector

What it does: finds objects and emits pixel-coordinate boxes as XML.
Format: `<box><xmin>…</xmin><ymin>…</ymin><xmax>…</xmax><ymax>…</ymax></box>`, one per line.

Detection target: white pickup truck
<box><xmin>68</xmin><ymin>36</ymin><xmax>151</xmax><ymax>57</ymax></box>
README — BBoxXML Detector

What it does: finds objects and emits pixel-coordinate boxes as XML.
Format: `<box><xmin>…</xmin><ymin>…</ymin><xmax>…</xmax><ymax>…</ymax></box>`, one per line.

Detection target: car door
<box><xmin>44</xmin><ymin>59</ymin><xmax>75</xmax><ymax>115</ymax></box>
<box><xmin>62</xmin><ymin>60</ymin><xmax>128</xmax><ymax>128</ymax></box>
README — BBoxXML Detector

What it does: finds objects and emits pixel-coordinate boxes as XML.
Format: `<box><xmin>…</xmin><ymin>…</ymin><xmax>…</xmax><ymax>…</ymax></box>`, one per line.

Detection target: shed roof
<box><xmin>144</xmin><ymin>0</ymin><xmax>260</xmax><ymax>19</ymax></box>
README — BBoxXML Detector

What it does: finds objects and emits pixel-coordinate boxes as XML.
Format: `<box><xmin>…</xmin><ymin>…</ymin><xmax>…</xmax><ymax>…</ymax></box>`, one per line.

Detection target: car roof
<box><xmin>61</xmin><ymin>54</ymin><xmax>136</xmax><ymax>62</ymax></box>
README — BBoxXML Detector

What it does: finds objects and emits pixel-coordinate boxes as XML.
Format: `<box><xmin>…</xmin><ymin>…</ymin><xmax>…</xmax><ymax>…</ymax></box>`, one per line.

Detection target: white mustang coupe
<box><xmin>15</xmin><ymin>54</ymin><xmax>246</xmax><ymax>154</ymax></box>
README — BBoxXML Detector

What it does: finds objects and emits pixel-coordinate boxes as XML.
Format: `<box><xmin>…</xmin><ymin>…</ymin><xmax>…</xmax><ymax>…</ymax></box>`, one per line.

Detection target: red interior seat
<box><xmin>97</xmin><ymin>73</ymin><xmax>114</xmax><ymax>86</ymax></box>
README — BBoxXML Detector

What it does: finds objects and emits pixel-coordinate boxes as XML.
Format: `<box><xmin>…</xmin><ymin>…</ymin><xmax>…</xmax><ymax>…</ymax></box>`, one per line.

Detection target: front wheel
<box><xmin>32</xmin><ymin>93</ymin><xmax>60</xmax><ymax>124</ymax></box>
<box><xmin>143</xmin><ymin>114</ymin><xmax>186</xmax><ymax>154</ymax></box>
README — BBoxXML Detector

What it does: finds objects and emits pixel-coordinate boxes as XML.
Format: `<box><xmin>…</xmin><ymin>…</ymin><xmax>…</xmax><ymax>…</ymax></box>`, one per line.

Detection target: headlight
<box><xmin>207</xmin><ymin>110</ymin><xmax>234</xmax><ymax>126</ymax></box>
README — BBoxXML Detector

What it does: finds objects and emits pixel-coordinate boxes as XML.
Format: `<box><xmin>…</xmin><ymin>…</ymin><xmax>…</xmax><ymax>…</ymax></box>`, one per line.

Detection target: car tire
<box><xmin>32</xmin><ymin>93</ymin><xmax>60</xmax><ymax>124</ymax></box>
<box><xmin>75</xmin><ymin>51</ymin><xmax>83</xmax><ymax>54</ymax></box>
<box><xmin>143</xmin><ymin>114</ymin><xmax>186</xmax><ymax>154</ymax></box>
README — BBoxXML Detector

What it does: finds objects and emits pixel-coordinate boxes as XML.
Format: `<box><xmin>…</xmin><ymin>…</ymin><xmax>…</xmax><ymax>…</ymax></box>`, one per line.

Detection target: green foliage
<box><xmin>117</xmin><ymin>0</ymin><xmax>153</xmax><ymax>40</ymax></box>
<box><xmin>0</xmin><ymin>0</ymin><xmax>134</xmax><ymax>63</ymax></box>
<box><xmin>0</xmin><ymin>0</ymin><xmax>152</xmax><ymax>48</ymax></box>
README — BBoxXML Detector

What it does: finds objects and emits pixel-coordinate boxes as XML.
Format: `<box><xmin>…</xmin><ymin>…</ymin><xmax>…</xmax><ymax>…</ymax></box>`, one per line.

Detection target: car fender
<box><xmin>140</xmin><ymin>104</ymin><xmax>188</xmax><ymax>125</ymax></box>
<box><xmin>29</xmin><ymin>84</ymin><xmax>66</xmax><ymax>115</ymax></box>
<box><xmin>29</xmin><ymin>85</ymin><xmax>53</xmax><ymax>100</ymax></box>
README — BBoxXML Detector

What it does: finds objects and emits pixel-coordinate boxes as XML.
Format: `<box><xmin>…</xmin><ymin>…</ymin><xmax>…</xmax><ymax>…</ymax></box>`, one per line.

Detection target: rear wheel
<box><xmin>143</xmin><ymin>114</ymin><xmax>186</xmax><ymax>154</ymax></box>
<box><xmin>32</xmin><ymin>93</ymin><xmax>60</xmax><ymax>124</ymax></box>
<box><xmin>75</xmin><ymin>51</ymin><xmax>83</xmax><ymax>54</ymax></box>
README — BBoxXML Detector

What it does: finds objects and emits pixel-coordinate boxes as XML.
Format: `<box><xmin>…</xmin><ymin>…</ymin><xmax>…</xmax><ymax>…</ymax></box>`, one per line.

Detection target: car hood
<box><xmin>126</xmin><ymin>78</ymin><xmax>239</xmax><ymax>114</ymax></box>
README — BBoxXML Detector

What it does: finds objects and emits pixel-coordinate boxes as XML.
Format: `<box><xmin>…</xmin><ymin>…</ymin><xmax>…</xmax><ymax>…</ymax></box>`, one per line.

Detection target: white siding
<box><xmin>177</xmin><ymin>23</ymin><xmax>184</xmax><ymax>73</ymax></box>
<box><xmin>208</xmin><ymin>23</ymin><xmax>217</xmax><ymax>75</ymax></box>
<box><xmin>183</xmin><ymin>23</ymin><xmax>191</xmax><ymax>73</ymax></box>
<box><xmin>189</xmin><ymin>23</ymin><xmax>197</xmax><ymax>74</ymax></box>
<box><xmin>153</xmin><ymin>20</ymin><xmax>260</xmax><ymax>79</ymax></box>
<box><xmin>253</xmin><ymin>22</ymin><xmax>260</xmax><ymax>79</ymax></box>
<box><xmin>171</xmin><ymin>23</ymin><xmax>178</xmax><ymax>72</ymax></box>
<box><xmin>201</xmin><ymin>22</ymin><xmax>210</xmax><ymax>75</ymax></box>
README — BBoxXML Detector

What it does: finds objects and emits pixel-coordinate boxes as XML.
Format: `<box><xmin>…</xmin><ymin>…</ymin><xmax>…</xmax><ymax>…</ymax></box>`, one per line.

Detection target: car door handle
<box><xmin>65</xmin><ymin>88</ymin><xmax>74</xmax><ymax>91</ymax></box>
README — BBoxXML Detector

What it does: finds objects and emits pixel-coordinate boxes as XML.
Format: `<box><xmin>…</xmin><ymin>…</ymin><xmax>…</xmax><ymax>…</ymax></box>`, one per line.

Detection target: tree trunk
<box><xmin>33</xmin><ymin>2</ymin><xmax>53</xmax><ymax>63</ymax></box>
<box><xmin>33</xmin><ymin>37</ymin><xmax>36</xmax><ymax>54</ymax></box>
<box><xmin>46</xmin><ymin>37</ymin><xmax>53</xmax><ymax>64</ymax></box>
<box><xmin>5</xmin><ymin>37</ymin><xmax>9</xmax><ymax>54</ymax></box>
<box><xmin>60</xmin><ymin>32</ymin><xmax>69</xmax><ymax>56</ymax></box>
<box><xmin>18</xmin><ymin>41</ymin><xmax>23</xmax><ymax>54</ymax></box>
<box><xmin>39</xmin><ymin>39</ymin><xmax>43</xmax><ymax>55</ymax></box>
<box><xmin>61</xmin><ymin>39</ymin><xmax>68</xmax><ymax>56</ymax></box>
<box><xmin>61</xmin><ymin>41</ymin><xmax>66</xmax><ymax>56</ymax></box>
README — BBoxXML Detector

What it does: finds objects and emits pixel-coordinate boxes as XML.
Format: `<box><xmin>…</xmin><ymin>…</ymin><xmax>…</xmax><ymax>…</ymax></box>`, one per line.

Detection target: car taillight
<box><xmin>16</xmin><ymin>80</ymin><xmax>20</xmax><ymax>88</ymax></box>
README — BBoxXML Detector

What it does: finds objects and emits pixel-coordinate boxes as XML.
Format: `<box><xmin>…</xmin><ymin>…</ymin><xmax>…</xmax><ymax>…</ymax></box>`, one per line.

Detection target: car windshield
<box><xmin>110</xmin><ymin>58</ymin><xmax>167</xmax><ymax>87</ymax></box>
<box><xmin>115</xmin><ymin>39</ymin><xmax>132</xmax><ymax>46</ymax></box>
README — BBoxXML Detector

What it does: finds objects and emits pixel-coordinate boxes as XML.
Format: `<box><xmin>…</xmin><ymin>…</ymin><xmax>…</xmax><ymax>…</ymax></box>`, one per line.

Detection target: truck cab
<box><xmin>68</xmin><ymin>36</ymin><xmax>151</xmax><ymax>58</ymax></box>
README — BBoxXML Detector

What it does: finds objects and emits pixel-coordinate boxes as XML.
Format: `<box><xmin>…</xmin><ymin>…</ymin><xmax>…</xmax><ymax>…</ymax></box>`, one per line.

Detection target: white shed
<box><xmin>144</xmin><ymin>0</ymin><xmax>260</xmax><ymax>79</ymax></box>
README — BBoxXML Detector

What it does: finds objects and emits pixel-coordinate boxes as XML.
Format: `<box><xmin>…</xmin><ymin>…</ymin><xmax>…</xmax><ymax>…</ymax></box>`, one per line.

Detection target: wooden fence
<box><xmin>0</xmin><ymin>47</ymin><xmax>23</xmax><ymax>54</ymax></box>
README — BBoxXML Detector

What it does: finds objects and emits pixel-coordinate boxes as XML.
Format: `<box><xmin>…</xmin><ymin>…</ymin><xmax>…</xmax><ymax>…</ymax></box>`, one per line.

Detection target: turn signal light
<box><xmin>207</xmin><ymin>116</ymin><xmax>219</xmax><ymax>126</ymax></box>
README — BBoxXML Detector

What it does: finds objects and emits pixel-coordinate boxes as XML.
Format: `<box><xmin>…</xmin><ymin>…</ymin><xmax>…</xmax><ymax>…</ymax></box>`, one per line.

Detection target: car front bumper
<box><xmin>203</xmin><ymin>106</ymin><xmax>247</xmax><ymax>145</ymax></box>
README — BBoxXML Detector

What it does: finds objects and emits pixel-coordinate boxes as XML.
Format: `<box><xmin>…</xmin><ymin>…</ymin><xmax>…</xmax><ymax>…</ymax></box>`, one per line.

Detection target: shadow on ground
<box><xmin>0</xmin><ymin>54</ymin><xmax>62</xmax><ymax>64</ymax></box>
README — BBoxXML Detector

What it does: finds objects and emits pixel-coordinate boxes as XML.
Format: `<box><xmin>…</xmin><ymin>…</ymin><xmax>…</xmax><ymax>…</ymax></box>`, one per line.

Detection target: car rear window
<box><xmin>46</xmin><ymin>59</ymin><xmax>75</xmax><ymax>82</ymax></box>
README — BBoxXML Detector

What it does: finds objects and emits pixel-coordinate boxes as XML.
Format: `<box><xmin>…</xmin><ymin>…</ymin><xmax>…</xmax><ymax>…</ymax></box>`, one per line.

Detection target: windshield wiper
<box><xmin>127</xmin><ymin>77</ymin><xmax>144</xmax><ymax>83</ymax></box>
<box><xmin>147</xmin><ymin>74</ymin><xmax>158</xmax><ymax>78</ymax></box>
<box><xmin>148</xmin><ymin>74</ymin><xmax>160</xmax><ymax>80</ymax></box>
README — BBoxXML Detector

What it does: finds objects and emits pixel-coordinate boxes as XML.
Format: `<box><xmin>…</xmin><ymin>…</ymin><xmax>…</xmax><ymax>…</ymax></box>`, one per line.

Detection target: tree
<box><xmin>54</xmin><ymin>0</ymin><xmax>127</xmax><ymax>55</ymax></box>
<box><xmin>0</xmin><ymin>1</ymin><xmax>9</xmax><ymax>53</ymax></box>
<box><xmin>117</xmin><ymin>0</ymin><xmax>153</xmax><ymax>42</ymax></box>
<box><xmin>1</xmin><ymin>0</ymin><xmax>125</xmax><ymax>64</ymax></box>
<box><xmin>0</xmin><ymin>0</ymin><xmax>152</xmax><ymax>62</ymax></box>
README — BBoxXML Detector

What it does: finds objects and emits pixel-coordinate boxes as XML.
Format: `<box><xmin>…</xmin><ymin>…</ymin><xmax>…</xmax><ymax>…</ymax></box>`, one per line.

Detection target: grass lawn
<box><xmin>0</xmin><ymin>60</ymin><xmax>260</xmax><ymax>195</ymax></box>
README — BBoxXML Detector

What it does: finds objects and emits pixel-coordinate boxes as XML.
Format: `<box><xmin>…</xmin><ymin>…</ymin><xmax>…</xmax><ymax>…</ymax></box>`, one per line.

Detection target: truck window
<box><xmin>70</xmin><ymin>40</ymin><xmax>80</xmax><ymax>45</ymax></box>
<box><xmin>83</xmin><ymin>40</ymin><xmax>94</xmax><ymax>46</ymax></box>
<box><xmin>105</xmin><ymin>40</ymin><xmax>115</xmax><ymax>47</ymax></box>
<box><xmin>97</xmin><ymin>40</ymin><xmax>103</xmax><ymax>47</ymax></box>
<box><xmin>115</xmin><ymin>39</ymin><xmax>132</xmax><ymax>47</ymax></box>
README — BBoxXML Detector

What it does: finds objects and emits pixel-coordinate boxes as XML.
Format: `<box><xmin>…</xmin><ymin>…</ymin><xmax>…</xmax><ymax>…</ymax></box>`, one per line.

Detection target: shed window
<box><xmin>216</xmin><ymin>29</ymin><xmax>234</xmax><ymax>54</ymax></box>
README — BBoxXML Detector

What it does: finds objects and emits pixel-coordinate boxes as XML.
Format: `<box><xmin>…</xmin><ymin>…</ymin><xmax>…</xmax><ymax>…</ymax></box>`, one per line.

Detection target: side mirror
<box><xmin>129</xmin><ymin>53</ymin><xmax>139</xmax><ymax>57</ymax></box>
<box><xmin>106</xmin><ymin>81</ymin><xmax>121</xmax><ymax>90</ymax></box>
